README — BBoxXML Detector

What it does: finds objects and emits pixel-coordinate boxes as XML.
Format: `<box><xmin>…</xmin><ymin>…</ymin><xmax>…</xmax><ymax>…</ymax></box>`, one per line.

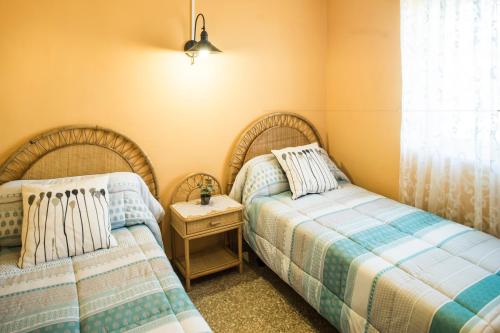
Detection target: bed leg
<box><xmin>238</xmin><ymin>227</ymin><xmax>243</xmax><ymax>273</ymax></box>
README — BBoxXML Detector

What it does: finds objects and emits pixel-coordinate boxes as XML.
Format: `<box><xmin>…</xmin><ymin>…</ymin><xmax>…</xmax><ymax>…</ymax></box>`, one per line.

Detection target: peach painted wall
<box><xmin>325</xmin><ymin>0</ymin><xmax>402</xmax><ymax>200</ymax></box>
<box><xmin>0</xmin><ymin>0</ymin><xmax>328</xmax><ymax>252</ymax></box>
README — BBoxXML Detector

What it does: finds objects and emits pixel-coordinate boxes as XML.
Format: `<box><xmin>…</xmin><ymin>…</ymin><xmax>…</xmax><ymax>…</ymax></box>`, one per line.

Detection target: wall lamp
<box><xmin>184</xmin><ymin>1</ymin><xmax>221</xmax><ymax>64</ymax></box>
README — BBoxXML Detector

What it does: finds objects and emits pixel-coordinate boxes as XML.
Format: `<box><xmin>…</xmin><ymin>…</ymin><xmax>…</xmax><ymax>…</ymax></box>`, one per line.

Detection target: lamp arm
<box><xmin>193</xmin><ymin>13</ymin><xmax>206</xmax><ymax>42</ymax></box>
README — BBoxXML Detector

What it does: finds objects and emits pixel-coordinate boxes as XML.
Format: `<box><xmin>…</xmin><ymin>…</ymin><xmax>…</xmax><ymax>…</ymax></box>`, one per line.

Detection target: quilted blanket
<box><xmin>245</xmin><ymin>184</ymin><xmax>500</xmax><ymax>333</ymax></box>
<box><xmin>0</xmin><ymin>225</ymin><xmax>211</xmax><ymax>333</ymax></box>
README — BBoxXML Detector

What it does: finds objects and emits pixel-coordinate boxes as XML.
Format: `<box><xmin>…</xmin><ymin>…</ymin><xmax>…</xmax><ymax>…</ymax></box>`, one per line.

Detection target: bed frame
<box><xmin>227</xmin><ymin>112</ymin><xmax>324</xmax><ymax>193</ymax></box>
<box><xmin>0</xmin><ymin>126</ymin><xmax>159</xmax><ymax>197</ymax></box>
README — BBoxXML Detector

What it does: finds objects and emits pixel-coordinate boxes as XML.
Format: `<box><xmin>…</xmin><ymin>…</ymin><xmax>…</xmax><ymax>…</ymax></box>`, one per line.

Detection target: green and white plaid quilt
<box><xmin>0</xmin><ymin>225</ymin><xmax>211</xmax><ymax>333</ymax></box>
<box><xmin>245</xmin><ymin>184</ymin><xmax>500</xmax><ymax>333</ymax></box>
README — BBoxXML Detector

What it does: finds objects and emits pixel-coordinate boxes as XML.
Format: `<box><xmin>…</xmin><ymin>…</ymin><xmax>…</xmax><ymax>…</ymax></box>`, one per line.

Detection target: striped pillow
<box><xmin>272</xmin><ymin>143</ymin><xmax>339</xmax><ymax>199</ymax></box>
<box><xmin>18</xmin><ymin>176</ymin><xmax>117</xmax><ymax>268</ymax></box>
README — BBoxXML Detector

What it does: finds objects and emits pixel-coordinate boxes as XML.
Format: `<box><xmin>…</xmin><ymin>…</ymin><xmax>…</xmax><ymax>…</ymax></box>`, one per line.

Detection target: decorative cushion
<box><xmin>272</xmin><ymin>143</ymin><xmax>339</xmax><ymax>199</ymax></box>
<box><xmin>18</xmin><ymin>176</ymin><xmax>117</xmax><ymax>268</ymax></box>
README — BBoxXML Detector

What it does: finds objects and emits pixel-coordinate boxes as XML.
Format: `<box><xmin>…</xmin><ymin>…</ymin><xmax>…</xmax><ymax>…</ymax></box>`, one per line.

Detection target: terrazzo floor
<box><xmin>186</xmin><ymin>263</ymin><xmax>338</xmax><ymax>333</ymax></box>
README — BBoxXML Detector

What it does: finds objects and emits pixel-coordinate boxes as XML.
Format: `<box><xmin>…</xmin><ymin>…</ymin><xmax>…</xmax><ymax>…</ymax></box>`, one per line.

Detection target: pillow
<box><xmin>239</xmin><ymin>155</ymin><xmax>290</xmax><ymax>207</ymax></box>
<box><xmin>229</xmin><ymin>154</ymin><xmax>284</xmax><ymax>202</ymax></box>
<box><xmin>0</xmin><ymin>172</ymin><xmax>164</xmax><ymax>248</ymax></box>
<box><xmin>105</xmin><ymin>173</ymin><xmax>164</xmax><ymax>228</ymax></box>
<box><xmin>272</xmin><ymin>143</ymin><xmax>338</xmax><ymax>199</ymax></box>
<box><xmin>18</xmin><ymin>176</ymin><xmax>117</xmax><ymax>268</ymax></box>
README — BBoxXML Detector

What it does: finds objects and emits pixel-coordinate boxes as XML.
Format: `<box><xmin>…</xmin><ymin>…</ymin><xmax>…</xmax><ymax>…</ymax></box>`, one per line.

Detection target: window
<box><xmin>400</xmin><ymin>0</ymin><xmax>500</xmax><ymax>236</ymax></box>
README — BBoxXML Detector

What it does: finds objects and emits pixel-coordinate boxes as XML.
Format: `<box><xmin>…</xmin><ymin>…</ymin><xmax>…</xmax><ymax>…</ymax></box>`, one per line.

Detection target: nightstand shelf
<box><xmin>174</xmin><ymin>245</ymin><xmax>240</xmax><ymax>279</ymax></box>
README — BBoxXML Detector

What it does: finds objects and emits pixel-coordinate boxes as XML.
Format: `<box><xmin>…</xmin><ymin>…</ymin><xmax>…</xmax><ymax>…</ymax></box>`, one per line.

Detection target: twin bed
<box><xmin>0</xmin><ymin>127</ymin><xmax>210</xmax><ymax>333</ymax></box>
<box><xmin>227</xmin><ymin>113</ymin><xmax>500</xmax><ymax>333</ymax></box>
<box><xmin>1</xmin><ymin>116</ymin><xmax>499</xmax><ymax>333</ymax></box>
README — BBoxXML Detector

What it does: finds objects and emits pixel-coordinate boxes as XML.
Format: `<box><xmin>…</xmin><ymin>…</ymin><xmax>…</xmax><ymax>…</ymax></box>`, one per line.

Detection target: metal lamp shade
<box><xmin>188</xmin><ymin>30</ymin><xmax>221</xmax><ymax>54</ymax></box>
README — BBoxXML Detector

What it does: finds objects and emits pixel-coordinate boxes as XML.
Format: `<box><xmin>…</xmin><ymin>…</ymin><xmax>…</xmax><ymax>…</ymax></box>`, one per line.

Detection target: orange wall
<box><xmin>0</xmin><ymin>0</ymin><xmax>328</xmax><ymax>249</ymax></box>
<box><xmin>0</xmin><ymin>0</ymin><xmax>403</xmax><ymax>249</ymax></box>
<box><xmin>326</xmin><ymin>0</ymin><xmax>401</xmax><ymax>199</ymax></box>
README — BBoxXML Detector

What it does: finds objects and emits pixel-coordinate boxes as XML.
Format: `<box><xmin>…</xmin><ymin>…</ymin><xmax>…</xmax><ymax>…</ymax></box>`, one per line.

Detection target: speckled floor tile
<box><xmin>186</xmin><ymin>263</ymin><xmax>337</xmax><ymax>333</ymax></box>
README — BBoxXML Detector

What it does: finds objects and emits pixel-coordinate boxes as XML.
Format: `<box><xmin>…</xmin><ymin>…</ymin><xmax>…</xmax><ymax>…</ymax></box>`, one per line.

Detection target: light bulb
<box><xmin>199</xmin><ymin>49</ymin><xmax>209</xmax><ymax>59</ymax></box>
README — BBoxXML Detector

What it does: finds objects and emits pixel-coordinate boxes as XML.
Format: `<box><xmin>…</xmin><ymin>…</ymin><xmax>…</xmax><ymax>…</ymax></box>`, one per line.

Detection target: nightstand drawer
<box><xmin>186</xmin><ymin>210</ymin><xmax>242</xmax><ymax>235</ymax></box>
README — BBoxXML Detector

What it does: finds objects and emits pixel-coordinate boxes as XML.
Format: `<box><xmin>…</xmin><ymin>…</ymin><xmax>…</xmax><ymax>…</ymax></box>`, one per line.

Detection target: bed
<box><xmin>227</xmin><ymin>113</ymin><xmax>500</xmax><ymax>333</ymax></box>
<box><xmin>0</xmin><ymin>126</ymin><xmax>211</xmax><ymax>333</ymax></box>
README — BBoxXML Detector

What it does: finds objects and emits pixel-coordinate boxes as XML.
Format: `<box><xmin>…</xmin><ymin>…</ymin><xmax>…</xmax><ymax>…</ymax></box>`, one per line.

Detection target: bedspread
<box><xmin>245</xmin><ymin>184</ymin><xmax>500</xmax><ymax>333</ymax></box>
<box><xmin>0</xmin><ymin>225</ymin><xmax>211</xmax><ymax>333</ymax></box>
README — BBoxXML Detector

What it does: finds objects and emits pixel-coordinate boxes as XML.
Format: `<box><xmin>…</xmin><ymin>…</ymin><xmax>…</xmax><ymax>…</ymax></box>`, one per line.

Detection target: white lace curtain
<box><xmin>400</xmin><ymin>0</ymin><xmax>500</xmax><ymax>236</ymax></box>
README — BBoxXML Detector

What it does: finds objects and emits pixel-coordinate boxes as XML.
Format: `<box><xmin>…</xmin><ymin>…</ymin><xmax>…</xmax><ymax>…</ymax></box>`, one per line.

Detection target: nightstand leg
<box><xmin>238</xmin><ymin>226</ymin><xmax>243</xmax><ymax>273</ymax></box>
<box><xmin>184</xmin><ymin>238</ymin><xmax>191</xmax><ymax>291</ymax></box>
<box><xmin>172</xmin><ymin>229</ymin><xmax>176</xmax><ymax>262</ymax></box>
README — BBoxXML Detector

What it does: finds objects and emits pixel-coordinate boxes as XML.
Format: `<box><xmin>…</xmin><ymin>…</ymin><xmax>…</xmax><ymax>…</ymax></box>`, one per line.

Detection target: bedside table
<box><xmin>171</xmin><ymin>194</ymin><xmax>243</xmax><ymax>291</ymax></box>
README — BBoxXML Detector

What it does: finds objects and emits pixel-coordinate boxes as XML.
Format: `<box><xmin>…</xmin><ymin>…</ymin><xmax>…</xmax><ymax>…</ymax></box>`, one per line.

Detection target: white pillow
<box><xmin>18</xmin><ymin>176</ymin><xmax>117</xmax><ymax>268</ymax></box>
<box><xmin>272</xmin><ymin>143</ymin><xmax>338</xmax><ymax>199</ymax></box>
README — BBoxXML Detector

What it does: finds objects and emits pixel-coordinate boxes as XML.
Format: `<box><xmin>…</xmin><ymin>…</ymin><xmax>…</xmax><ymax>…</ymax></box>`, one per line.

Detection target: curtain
<box><xmin>400</xmin><ymin>0</ymin><xmax>500</xmax><ymax>237</ymax></box>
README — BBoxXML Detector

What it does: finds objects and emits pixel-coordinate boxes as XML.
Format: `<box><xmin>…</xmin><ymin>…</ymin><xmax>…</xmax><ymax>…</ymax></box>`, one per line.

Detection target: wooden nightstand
<box><xmin>170</xmin><ymin>194</ymin><xmax>243</xmax><ymax>291</ymax></box>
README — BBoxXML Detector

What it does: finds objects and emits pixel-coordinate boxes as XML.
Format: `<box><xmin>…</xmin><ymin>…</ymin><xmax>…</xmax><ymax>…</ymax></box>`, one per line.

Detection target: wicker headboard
<box><xmin>0</xmin><ymin>126</ymin><xmax>159</xmax><ymax>198</ymax></box>
<box><xmin>227</xmin><ymin>112</ymin><xmax>324</xmax><ymax>192</ymax></box>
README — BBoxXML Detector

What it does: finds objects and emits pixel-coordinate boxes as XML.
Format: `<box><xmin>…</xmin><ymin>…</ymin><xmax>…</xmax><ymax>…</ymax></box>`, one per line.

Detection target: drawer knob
<box><xmin>210</xmin><ymin>221</ymin><xmax>221</xmax><ymax>226</ymax></box>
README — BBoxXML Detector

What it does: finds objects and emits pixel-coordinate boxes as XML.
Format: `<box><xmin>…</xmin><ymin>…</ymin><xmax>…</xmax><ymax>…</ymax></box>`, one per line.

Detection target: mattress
<box><xmin>0</xmin><ymin>225</ymin><xmax>211</xmax><ymax>333</ymax></box>
<box><xmin>245</xmin><ymin>183</ymin><xmax>500</xmax><ymax>333</ymax></box>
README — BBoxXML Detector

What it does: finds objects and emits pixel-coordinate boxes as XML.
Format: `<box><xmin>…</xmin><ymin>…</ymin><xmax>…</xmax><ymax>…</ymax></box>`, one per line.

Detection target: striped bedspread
<box><xmin>245</xmin><ymin>183</ymin><xmax>500</xmax><ymax>333</ymax></box>
<box><xmin>0</xmin><ymin>225</ymin><xmax>211</xmax><ymax>333</ymax></box>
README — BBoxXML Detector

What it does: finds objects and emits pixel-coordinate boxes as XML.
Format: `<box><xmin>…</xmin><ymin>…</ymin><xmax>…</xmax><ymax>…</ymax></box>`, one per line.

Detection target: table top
<box><xmin>171</xmin><ymin>195</ymin><xmax>243</xmax><ymax>221</ymax></box>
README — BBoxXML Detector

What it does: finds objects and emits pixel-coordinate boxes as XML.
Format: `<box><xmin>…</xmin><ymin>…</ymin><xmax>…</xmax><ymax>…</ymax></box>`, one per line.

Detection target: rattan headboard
<box><xmin>227</xmin><ymin>112</ymin><xmax>324</xmax><ymax>192</ymax></box>
<box><xmin>0</xmin><ymin>126</ymin><xmax>159</xmax><ymax>198</ymax></box>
